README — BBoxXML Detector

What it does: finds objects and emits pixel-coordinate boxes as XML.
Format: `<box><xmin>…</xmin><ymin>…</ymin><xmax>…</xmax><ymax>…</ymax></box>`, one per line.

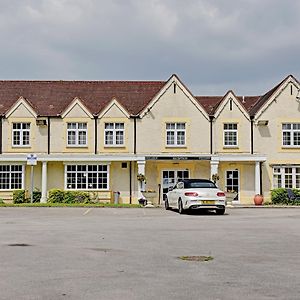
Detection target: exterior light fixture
<box><xmin>257</xmin><ymin>120</ymin><xmax>269</xmax><ymax>126</ymax></box>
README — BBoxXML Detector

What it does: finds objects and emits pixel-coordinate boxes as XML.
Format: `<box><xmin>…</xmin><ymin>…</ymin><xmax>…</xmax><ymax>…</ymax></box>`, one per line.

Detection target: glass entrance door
<box><xmin>225</xmin><ymin>170</ymin><xmax>239</xmax><ymax>202</ymax></box>
<box><xmin>162</xmin><ymin>170</ymin><xmax>189</xmax><ymax>202</ymax></box>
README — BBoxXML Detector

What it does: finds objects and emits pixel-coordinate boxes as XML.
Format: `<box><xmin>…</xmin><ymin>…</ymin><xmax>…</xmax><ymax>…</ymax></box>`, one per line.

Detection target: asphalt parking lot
<box><xmin>0</xmin><ymin>207</ymin><xmax>299</xmax><ymax>300</ymax></box>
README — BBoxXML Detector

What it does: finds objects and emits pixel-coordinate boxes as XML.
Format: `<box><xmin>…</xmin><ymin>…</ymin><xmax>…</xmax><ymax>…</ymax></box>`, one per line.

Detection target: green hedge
<box><xmin>48</xmin><ymin>189</ymin><xmax>91</xmax><ymax>203</ymax></box>
<box><xmin>271</xmin><ymin>188</ymin><xmax>300</xmax><ymax>205</ymax></box>
<box><xmin>13</xmin><ymin>190</ymin><xmax>28</xmax><ymax>204</ymax></box>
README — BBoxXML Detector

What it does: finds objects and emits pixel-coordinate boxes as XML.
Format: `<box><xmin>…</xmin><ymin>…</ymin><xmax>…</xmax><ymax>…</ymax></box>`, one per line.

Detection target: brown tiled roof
<box><xmin>195</xmin><ymin>96</ymin><xmax>223</xmax><ymax>115</ymax></box>
<box><xmin>0</xmin><ymin>80</ymin><xmax>166</xmax><ymax>116</ymax></box>
<box><xmin>195</xmin><ymin>94</ymin><xmax>261</xmax><ymax>115</ymax></box>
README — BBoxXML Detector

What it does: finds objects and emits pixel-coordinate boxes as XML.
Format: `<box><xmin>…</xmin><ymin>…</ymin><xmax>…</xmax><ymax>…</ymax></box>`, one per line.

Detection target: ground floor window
<box><xmin>273</xmin><ymin>166</ymin><xmax>300</xmax><ymax>189</ymax></box>
<box><xmin>65</xmin><ymin>164</ymin><xmax>109</xmax><ymax>190</ymax></box>
<box><xmin>0</xmin><ymin>165</ymin><xmax>23</xmax><ymax>190</ymax></box>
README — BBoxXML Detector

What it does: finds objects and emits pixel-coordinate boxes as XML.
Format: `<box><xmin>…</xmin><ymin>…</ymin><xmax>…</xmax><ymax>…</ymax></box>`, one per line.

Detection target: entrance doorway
<box><xmin>225</xmin><ymin>170</ymin><xmax>239</xmax><ymax>202</ymax></box>
<box><xmin>161</xmin><ymin>170</ymin><xmax>189</xmax><ymax>202</ymax></box>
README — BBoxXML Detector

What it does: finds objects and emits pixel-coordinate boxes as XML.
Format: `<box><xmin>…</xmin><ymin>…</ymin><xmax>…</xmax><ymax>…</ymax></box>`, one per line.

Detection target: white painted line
<box><xmin>83</xmin><ymin>208</ymin><xmax>92</xmax><ymax>216</ymax></box>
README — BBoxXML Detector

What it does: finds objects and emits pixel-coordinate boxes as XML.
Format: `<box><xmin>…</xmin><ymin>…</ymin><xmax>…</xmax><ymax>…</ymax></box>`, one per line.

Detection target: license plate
<box><xmin>202</xmin><ymin>200</ymin><xmax>215</xmax><ymax>204</ymax></box>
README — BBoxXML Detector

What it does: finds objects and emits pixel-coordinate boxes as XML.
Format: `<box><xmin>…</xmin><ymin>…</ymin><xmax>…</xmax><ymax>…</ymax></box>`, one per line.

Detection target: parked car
<box><xmin>165</xmin><ymin>179</ymin><xmax>226</xmax><ymax>215</ymax></box>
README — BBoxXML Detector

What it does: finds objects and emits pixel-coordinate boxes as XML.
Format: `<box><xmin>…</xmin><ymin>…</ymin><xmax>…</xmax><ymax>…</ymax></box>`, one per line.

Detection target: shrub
<box><xmin>33</xmin><ymin>189</ymin><xmax>42</xmax><ymax>203</ymax></box>
<box><xmin>48</xmin><ymin>189</ymin><xmax>91</xmax><ymax>203</ymax></box>
<box><xmin>0</xmin><ymin>198</ymin><xmax>4</xmax><ymax>204</ymax></box>
<box><xmin>48</xmin><ymin>189</ymin><xmax>65</xmax><ymax>203</ymax></box>
<box><xmin>65</xmin><ymin>191</ymin><xmax>90</xmax><ymax>203</ymax></box>
<box><xmin>271</xmin><ymin>188</ymin><xmax>300</xmax><ymax>205</ymax></box>
<box><xmin>271</xmin><ymin>188</ymin><xmax>288</xmax><ymax>204</ymax></box>
<box><xmin>13</xmin><ymin>190</ymin><xmax>28</xmax><ymax>204</ymax></box>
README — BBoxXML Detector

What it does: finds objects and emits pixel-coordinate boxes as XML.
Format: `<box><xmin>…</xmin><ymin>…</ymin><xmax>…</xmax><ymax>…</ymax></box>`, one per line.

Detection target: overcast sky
<box><xmin>0</xmin><ymin>0</ymin><xmax>299</xmax><ymax>95</ymax></box>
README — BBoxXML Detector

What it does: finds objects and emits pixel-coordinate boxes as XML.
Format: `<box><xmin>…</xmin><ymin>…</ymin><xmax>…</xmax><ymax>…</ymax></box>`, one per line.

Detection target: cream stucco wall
<box><xmin>3</xmin><ymin>102</ymin><xmax>48</xmax><ymax>153</ymax></box>
<box><xmin>137</xmin><ymin>83</ymin><xmax>210</xmax><ymax>154</ymax></box>
<box><xmin>213</xmin><ymin>97</ymin><xmax>251</xmax><ymax>154</ymax></box>
<box><xmin>254</xmin><ymin>83</ymin><xmax>300</xmax><ymax>197</ymax></box>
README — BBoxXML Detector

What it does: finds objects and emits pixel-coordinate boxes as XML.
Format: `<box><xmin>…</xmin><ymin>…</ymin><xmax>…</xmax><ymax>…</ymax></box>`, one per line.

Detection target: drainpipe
<box><xmin>250</xmin><ymin>116</ymin><xmax>254</xmax><ymax>154</ymax></box>
<box><xmin>260</xmin><ymin>162</ymin><xmax>263</xmax><ymax>195</ymax></box>
<box><xmin>129</xmin><ymin>161</ymin><xmax>132</xmax><ymax>204</ymax></box>
<box><xmin>209</xmin><ymin>116</ymin><xmax>214</xmax><ymax>154</ymax></box>
<box><xmin>94</xmin><ymin>116</ymin><xmax>98</xmax><ymax>155</ymax></box>
<box><xmin>0</xmin><ymin>116</ymin><xmax>3</xmax><ymax>154</ymax></box>
<box><xmin>133</xmin><ymin>116</ymin><xmax>137</xmax><ymax>154</ymax></box>
<box><xmin>47</xmin><ymin>117</ymin><xmax>51</xmax><ymax>154</ymax></box>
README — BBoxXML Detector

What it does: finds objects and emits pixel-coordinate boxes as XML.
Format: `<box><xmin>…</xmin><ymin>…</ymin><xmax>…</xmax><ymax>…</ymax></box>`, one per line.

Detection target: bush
<box><xmin>64</xmin><ymin>191</ymin><xmax>90</xmax><ymax>203</ymax></box>
<box><xmin>48</xmin><ymin>189</ymin><xmax>65</xmax><ymax>203</ymax></box>
<box><xmin>0</xmin><ymin>198</ymin><xmax>4</xmax><ymax>204</ymax></box>
<box><xmin>271</xmin><ymin>188</ymin><xmax>300</xmax><ymax>205</ymax></box>
<box><xmin>13</xmin><ymin>190</ymin><xmax>28</xmax><ymax>204</ymax></box>
<box><xmin>48</xmin><ymin>189</ymin><xmax>91</xmax><ymax>203</ymax></box>
<box><xmin>32</xmin><ymin>189</ymin><xmax>42</xmax><ymax>203</ymax></box>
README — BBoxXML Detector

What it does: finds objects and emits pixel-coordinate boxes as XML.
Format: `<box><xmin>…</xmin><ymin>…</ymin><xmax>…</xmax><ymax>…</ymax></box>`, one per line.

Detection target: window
<box><xmin>166</xmin><ymin>123</ymin><xmax>186</xmax><ymax>146</ymax></box>
<box><xmin>104</xmin><ymin>123</ymin><xmax>125</xmax><ymax>146</ymax></box>
<box><xmin>273</xmin><ymin>166</ymin><xmax>300</xmax><ymax>189</ymax></box>
<box><xmin>282</xmin><ymin>123</ymin><xmax>300</xmax><ymax>147</ymax></box>
<box><xmin>12</xmin><ymin>123</ymin><xmax>30</xmax><ymax>146</ymax></box>
<box><xmin>224</xmin><ymin>123</ymin><xmax>238</xmax><ymax>147</ymax></box>
<box><xmin>67</xmin><ymin>123</ymin><xmax>87</xmax><ymax>146</ymax></box>
<box><xmin>0</xmin><ymin>165</ymin><xmax>23</xmax><ymax>190</ymax></box>
<box><xmin>66</xmin><ymin>164</ymin><xmax>109</xmax><ymax>190</ymax></box>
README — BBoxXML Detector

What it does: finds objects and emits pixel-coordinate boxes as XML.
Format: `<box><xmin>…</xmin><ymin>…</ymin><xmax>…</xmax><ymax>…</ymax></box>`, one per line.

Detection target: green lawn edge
<box><xmin>0</xmin><ymin>203</ymin><xmax>142</xmax><ymax>208</ymax></box>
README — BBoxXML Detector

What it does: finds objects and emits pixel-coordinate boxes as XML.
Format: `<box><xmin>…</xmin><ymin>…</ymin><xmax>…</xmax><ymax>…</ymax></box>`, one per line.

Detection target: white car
<box><xmin>165</xmin><ymin>179</ymin><xmax>226</xmax><ymax>215</ymax></box>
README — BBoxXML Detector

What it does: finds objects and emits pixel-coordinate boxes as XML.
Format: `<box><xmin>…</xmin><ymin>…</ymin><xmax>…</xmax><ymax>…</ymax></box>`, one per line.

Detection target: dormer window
<box><xmin>67</xmin><ymin>122</ymin><xmax>87</xmax><ymax>147</ymax></box>
<box><xmin>223</xmin><ymin>123</ymin><xmax>238</xmax><ymax>147</ymax></box>
<box><xmin>12</xmin><ymin>123</ymin><xmax>30</xmax><ymax>147</ymax></box>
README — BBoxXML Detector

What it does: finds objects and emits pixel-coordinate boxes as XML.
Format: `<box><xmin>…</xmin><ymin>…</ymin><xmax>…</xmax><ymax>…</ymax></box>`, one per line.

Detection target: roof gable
<box><xmin>98</xmin><ymin>98</ymin><xmax>130</xmax><ymax>118</ymax></box>
<box><xmin>252</xmin><ymin>75</ymin><xmax>300</xmax><ymax>119</ymax></box>
<box><xmin>5</xmin><ymin>97</ymin><xmax>37</xmax><ymax>118</ymax></box>
<box><xmin>140</xmin><ymin>74</ymin><xmax>209</xmax><ymax>120</ymax></box>
<box><xmin>213</xmin><ymin>91</ymin><xmax>250</xmax><ymax>120</ymax></box>
<box><xmin>61</xmin><ymin>97</ymin><xmax>93</xmax><ymax>119</ymax></box>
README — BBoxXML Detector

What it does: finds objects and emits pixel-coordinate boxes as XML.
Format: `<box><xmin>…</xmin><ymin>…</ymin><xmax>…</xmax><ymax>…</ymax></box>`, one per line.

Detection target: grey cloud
<box><xmin>0</xmin><ymin>0</ymin><xmax>299</xmax><ymax>95</ymax></box>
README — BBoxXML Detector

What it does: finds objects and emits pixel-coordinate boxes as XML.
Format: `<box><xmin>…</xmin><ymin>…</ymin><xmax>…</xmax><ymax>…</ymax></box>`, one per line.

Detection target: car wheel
<box><xmin>178</xmin><ymin>199</ymin><xmax>185</xmax><ymax>214</ymax></box>
<box><xmin>216</xmin><ymin>208</ymin><xmax>225</xmax><ymax>215</ymax></box>
<box><xmin>165</xmin><ymin>197</ymin><xmax>170</xmax><ymax>210</ymax></box>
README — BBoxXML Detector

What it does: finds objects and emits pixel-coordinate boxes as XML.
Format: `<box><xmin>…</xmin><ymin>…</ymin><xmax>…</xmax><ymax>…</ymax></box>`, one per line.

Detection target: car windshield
<box><xmin>183</xmin><ymin>180</ymin><xmax>217</xmax><ymax>189</ymax></box>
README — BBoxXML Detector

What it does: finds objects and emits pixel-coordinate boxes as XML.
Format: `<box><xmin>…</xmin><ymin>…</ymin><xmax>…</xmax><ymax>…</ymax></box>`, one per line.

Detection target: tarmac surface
<box><xmin>0</xmin><ymin>207</ymin><xmax>299</xmax><ymax>300</ymax></box>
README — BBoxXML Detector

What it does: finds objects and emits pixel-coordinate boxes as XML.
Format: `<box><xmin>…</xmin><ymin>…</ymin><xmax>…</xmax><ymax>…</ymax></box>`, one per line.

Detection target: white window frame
<box><xmin>223</xmin><ymin>123</ymin><xmax>238</xmax><ymax>147</ymax></box>
<box><xmin>273</xmin><ymin>166</ymin><xmax>300</xmax><ymax>189</ymax></box>
<box><xmin>64</xmin><ymin>163</ymin><xmax>110</xmax><ymax>191</ymax></box>
<box><xmin>104</xmin><ymin>123</ymin><xmax>125</xmax><ymax>147</ymax></box>
<box><xmin>12</xmin><ymin>123</ymin><xmax>31</xmax><ymax>147</ymax></box>
<box><xmin>282</xmin><ymin>123</ymin><xmax>300</xmax><ymax>147</ymax></box>
<box><xmin>0</xmin><ymin>164</ymin><xmax>25</xmax><ymax>190</ymax></box>
<box><xmin>166</xmin><ymin>122</ymin><xmax>186</xmax><ymax>147</ymax></box>
<box><xmin>67</xmin><ymin>122</ymin><xmax>88</xmax><ymax>147</ymax></box>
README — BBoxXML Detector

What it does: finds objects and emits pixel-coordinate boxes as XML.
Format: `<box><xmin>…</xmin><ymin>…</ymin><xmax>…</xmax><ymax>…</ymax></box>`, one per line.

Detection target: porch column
<box><xmin>41</xmin><ymin>161</ymin><xmax>47</xmax><ymax>203</ymax></box>
<box><xmin>137</xmin><ymin>160</ymin><xmax>146</xmax><ymax>199</ymax></box>
<box><xmin>255</xmin><ymin>161</ymin><xmax>260</xmax><ymax>195</ymax></box>
<box><xmin>210</xmin><ymin>158</ymin><xmax>219</xmax><ymax>186</ymax></box>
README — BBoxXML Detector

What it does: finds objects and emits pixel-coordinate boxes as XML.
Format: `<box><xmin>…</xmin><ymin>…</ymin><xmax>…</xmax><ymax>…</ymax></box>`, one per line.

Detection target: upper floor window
<box><xmin>166</xmin><ymin>123</ymin><xmax>186</xmax><ymax>146</ymax></box>
<box><xmin>104</xmin><ymin>123</ymin><xmax>124</xmax><ymax>146</ymax></box>
<box><xmin>273</xmin><ymin>166</ymin><xmax>300</xmax><ymax>189</ymax></box>
<box><xmin>67</xmin><ymin>123</ymin><xmax>87</xmax><ymax>147</ymax></box>
<box><xmin>0</xmin><ymin>165</ymin><xmax>23</xmax><ymax>190</ymax></box>
<box><xmin>282</xmin><ymin>123</ymin><xmax>300</xmax><ymax>147</ymax></box>
<box><xmin>224</xmin><ymin>123</ymin><xmax>238</xmax><ymax>147</ymax></box>
<box><xmin>12</xmin><ymin>123</ymin><xmax>30</xmax><ymax>147</ymax></box>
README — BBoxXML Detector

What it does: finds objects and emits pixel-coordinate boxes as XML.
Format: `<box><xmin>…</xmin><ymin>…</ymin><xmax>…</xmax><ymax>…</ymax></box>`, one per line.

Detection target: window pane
<box><xmin>177</xmin><ymin>131</ymin><xmax>185</xmax><ymax>145</ymax></box>
<box><xmin>283</xmin><ymin>132</ymin><xmax>291</xmax><ymax>145</ymax></box>
<box><xmin>105</xmin><ymin>123</ymin><xmax>114</xmax><ymax>129</ymax></box>
<box><xmin>68</xmin><ymin>131</ymin><xmax>76</xmax><ymax>145</ymax></box>
<box><xmin>116</xmin><ymin>131</ymin><xmax>124</xmax><ymax>145</ymax></box>
<box><xmin>67</xmin><ymin>123</ymin><xmax>76</xmax><ymax>129</ymax></box>
<box><xmin>78</xmin><ymin>131</ymin><xmax>87</xmax><ymax>145</ymax></box>
<box><xmin>167</xmin><ymin>131</ymin><xmax>175</xmax><ymax>145</ymax></box>
<box><xmin>105</xmin><ymin>131</ymin><xmax>114</xmax><ymax>145</ymax></box>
